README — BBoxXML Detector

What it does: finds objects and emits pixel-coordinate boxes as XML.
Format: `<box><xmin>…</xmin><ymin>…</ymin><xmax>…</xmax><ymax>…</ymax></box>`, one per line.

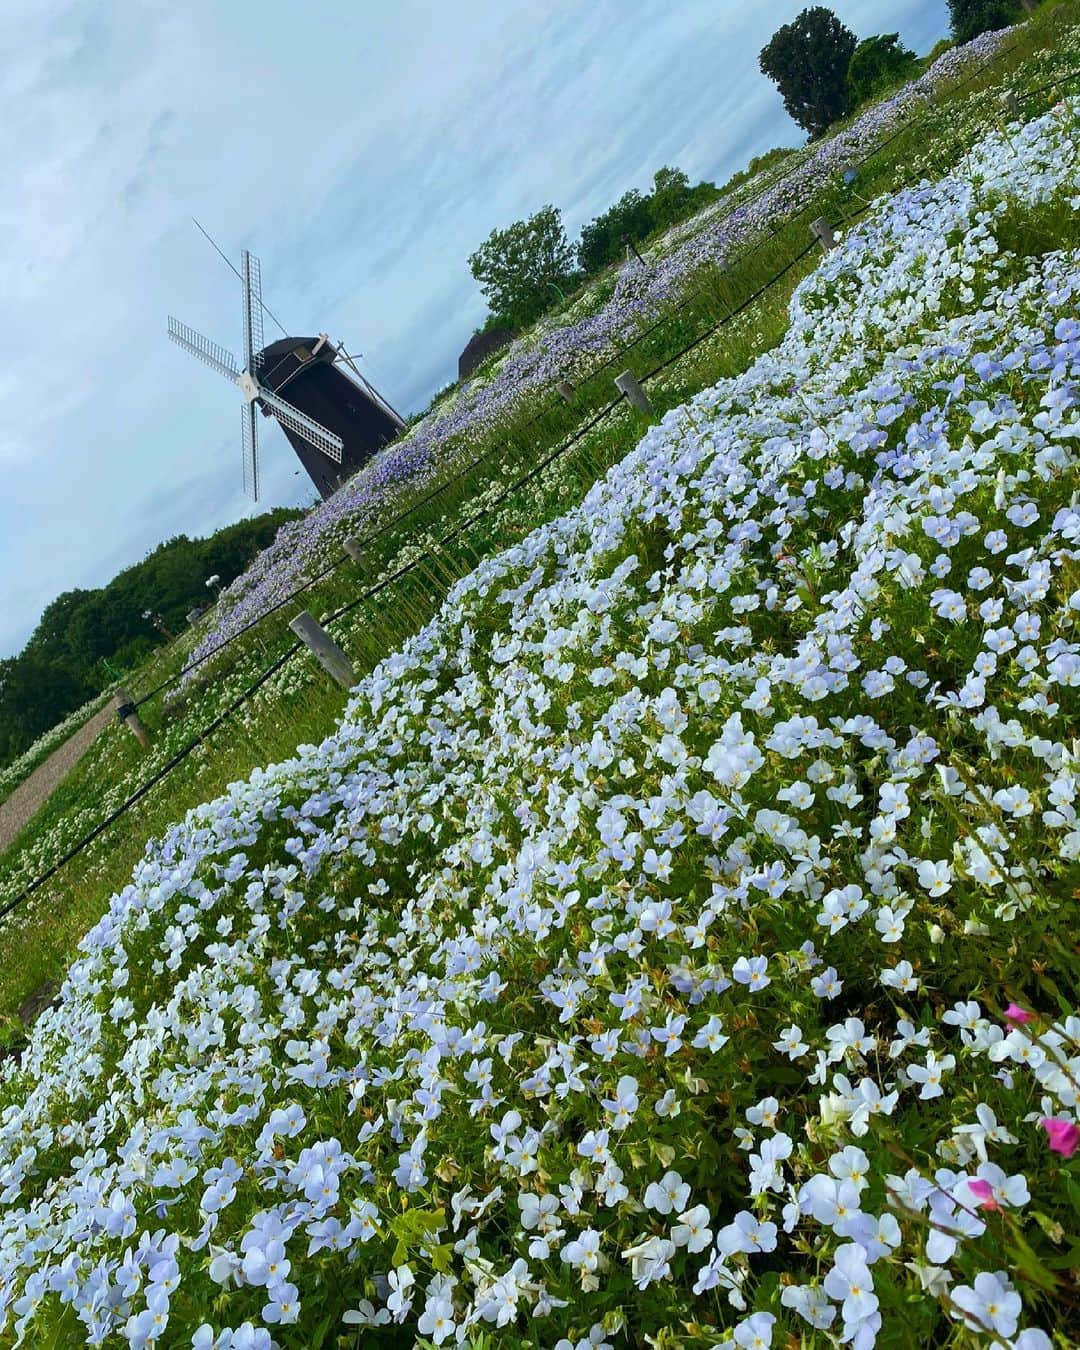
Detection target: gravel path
<box><xmin>0</xmin><ymin>704</ymin><xmax>115</xmax><ymax>854</ymax></box>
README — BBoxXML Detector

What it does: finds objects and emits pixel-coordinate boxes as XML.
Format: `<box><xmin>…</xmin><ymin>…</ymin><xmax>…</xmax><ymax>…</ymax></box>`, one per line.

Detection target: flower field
<box><xmin>2</xmin><ymin>89</ymin><xmax>1079</xmax><ymax>1348</ymax></box>
<box><xmin>181</xmin><ymin>27</ymin><xmax>1029</xmax><ymax>675</ymax></box>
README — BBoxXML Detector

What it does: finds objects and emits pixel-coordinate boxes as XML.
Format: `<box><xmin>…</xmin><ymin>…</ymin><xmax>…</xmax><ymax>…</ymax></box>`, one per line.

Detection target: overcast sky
<box><xmin>0</xmin><ymin>0</ymin><xmax>949</xmax><ymax>658</ymax></box>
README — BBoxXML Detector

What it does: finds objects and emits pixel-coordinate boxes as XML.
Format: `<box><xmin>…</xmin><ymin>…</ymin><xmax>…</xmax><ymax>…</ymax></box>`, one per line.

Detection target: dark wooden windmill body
<box><xmin>255</xmin><ymin>336</ymin><xmax>402</xmax><ymax>498</ymax></box>
<box><xmin>169</xmin><ymin>251</ymin><xmax>404</xmax><ymax>501</ymax></box>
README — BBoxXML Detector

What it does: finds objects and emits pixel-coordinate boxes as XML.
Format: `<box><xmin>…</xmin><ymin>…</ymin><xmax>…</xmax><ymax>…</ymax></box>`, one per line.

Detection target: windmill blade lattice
<box><xmin>167</xmin><ymin>318</ymin><xmax>240</xmax><ymax>383</ymax></box>
<box><xmin>241</xmin><ymin>402</ymin><xmax>260</xmax><ymax>502</ymax></box>
<box><xmin>241</xmin><ymin>250</ymin><xmax>264</xmax><ymax>374</ymax></box>
<box><xmin>259</xmin><ymin>387</ymin><xmax>344</xmax><ymax>463</ymax></box>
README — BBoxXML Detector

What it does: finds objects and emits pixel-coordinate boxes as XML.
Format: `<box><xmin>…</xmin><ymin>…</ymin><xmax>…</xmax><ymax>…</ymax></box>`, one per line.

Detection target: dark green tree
<box><xmin>759</xmin><ymin>6</ymin><xmax>858</xmax><ymax>138</ymax></box>
<box><xmin>0</xmin><ymin>506</ymin><xmax>302</xmax><ymax>770</ymax></box>
<box><xmin>577</xmin><ymin>189</ymin><xmax>654</xmax><ymax>274</ymax></box>
<box><xmin>468</xmin><ymin>206</ymin><xmax>577</xmax><ymax>328</ymax></box>
<box><xmin>846</xmin><ymin>33</ymin><xmax>918</xmax><ymax>106</ymax></box>
<box><xmin>947</xmin><ymin>0</ymin><xmax>1025</xmax><ymax>42</ymax></box>
<box><xmin>0</xmin><ymin>653</ymin><xmax>93</xmax><ymax>763</ymax></box>
<box><xmin>648</xmin><ymin>167</ymin><xmax>693</xmax><ymax>232</ymax></box>
<box><xmin>648</xmin><ymin>166</ymin><xmax>718</xmax><ymax>231</ymax></box>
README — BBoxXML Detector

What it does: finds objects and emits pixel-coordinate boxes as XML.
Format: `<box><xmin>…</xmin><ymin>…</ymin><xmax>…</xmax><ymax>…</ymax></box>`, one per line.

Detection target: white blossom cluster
<box><xmin>2</xmin><ymin>101</ymin><xmax>1080</xmax><ymax>1348</ymax></box>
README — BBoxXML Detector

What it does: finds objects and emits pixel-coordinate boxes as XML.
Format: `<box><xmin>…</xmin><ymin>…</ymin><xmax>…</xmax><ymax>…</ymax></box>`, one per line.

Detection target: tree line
<box><xmin>465</xmin><ymin>0</ymin><xmax>1041</xmax><ymax>341</ymax></box>
<box><xmin>760</xmin><ymin>0</ymin><xmax>1040</xmax><ymax>140</ymax></box>
<box><xmin>467</xmin><ymin>166</ymin><xmax>722</xmax><ymax>334</ymax></box>
<box><xmin>0</xmin><ymin>508</ymin><xmax>300</xmax><ymax>769</ymax></box>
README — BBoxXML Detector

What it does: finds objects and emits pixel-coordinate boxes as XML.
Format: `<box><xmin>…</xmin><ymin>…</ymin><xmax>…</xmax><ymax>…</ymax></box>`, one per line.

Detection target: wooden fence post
<box><xmin>810</xmin><ymin>217</ymin><xmax>837</xmax><ymax>251</ymax></box>
<box><xmin>113</xmin><ymin>688</ymin><xmax>150</xmax><ymax>749</ymax></box>
<box><xmin>614</xmin><ymin>370</ymin><xmax>654</xmax><ymax>414</ymax></box>
<box><xmin>289</xmin><ymin>611</ymin><xmax>356</xmax><ymax>689</ymax></box>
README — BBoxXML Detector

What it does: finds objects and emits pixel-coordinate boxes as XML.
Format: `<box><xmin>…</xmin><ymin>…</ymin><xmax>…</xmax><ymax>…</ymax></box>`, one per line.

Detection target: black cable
<box><xmin>192</xmin><ymin>218</ymin><xmax>290</xmax><ymax>339</ymax></box>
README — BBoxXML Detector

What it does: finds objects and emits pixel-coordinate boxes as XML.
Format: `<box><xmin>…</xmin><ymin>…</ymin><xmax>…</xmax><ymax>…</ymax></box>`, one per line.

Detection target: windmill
<box><xmin>169</xmin><ymin>248</ymin><xmax>405</xmax><ymax>502</ymax></box>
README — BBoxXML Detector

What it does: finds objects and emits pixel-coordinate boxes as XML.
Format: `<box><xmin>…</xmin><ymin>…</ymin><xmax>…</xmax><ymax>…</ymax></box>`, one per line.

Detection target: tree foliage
<box><xmin>0</xmin><ymin>507</ymin><xmax>301</xmax><ymax>769</ymax></box>
<box><xmin>947</xmin><ymin>0</ymin><xmax>1025</xmax><ymax>43</ymax></box>
<box><xmin>647</xmin><ymin>166</ymin><xmax>717</xmax><ymax>233</ymax></box>
<box><xmin>467</xmin><ymin>206</ymin><xmax>577</xmax><ymax>329</ymax></box>
<box><xmin>576</xmin><ymin>169</ymin><xmax>718</xmax><ymax>276</ymax></box>
<box><xmin>717</xmin><ymin>147</ymin><xmax>797</xmax><ymax>199</ymax></box>
<box><xmin>577</xmin><ymin>189</ymin><xmax>654</xmax><ymax>275</ymax></box>
<box><xmin>759</xmin><ymin>6</ymin><xmax>858</xmax><ymax>138</ymax></box>
<box><xmin>847</xmin><ymin>33</ymin><xmax>918</xmax><ymax>107</ymax></box>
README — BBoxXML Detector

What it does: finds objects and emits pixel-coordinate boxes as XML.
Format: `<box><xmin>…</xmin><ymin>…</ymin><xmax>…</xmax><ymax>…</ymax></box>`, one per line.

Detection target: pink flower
<box><xmin>1003</xmin><ymin>1003</ymin><xmax>1033</xmax><ymax>1025</ymax></box>
<box><xmin>1040</xmin><ymin>1118</ymin><xmax>1079</xmax><ymax>1159</ymax></box>
<box><xmin>967</xmin><ymin>1179</ymin><xmax>1000</xmax><ymax>1211</ymax></box>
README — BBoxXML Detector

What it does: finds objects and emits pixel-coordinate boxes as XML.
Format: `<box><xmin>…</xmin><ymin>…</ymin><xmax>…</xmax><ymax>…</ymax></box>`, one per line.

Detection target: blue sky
<box><xmin>0</xmin><ymin>0</ymin><xmax>949</xmax><ymax>658</ymax></box>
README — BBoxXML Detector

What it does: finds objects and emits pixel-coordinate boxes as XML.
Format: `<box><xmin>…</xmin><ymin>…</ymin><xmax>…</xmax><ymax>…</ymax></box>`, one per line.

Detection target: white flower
<box><xmin>732</xmin><ymin>955</ymin><xmax>770</xmax><ymax>989</ymax></box>
<box><xmin>671</xmin><ymin>1204</ymin><xmax>713</xmax><ymax>1253</ymax></box>
<box><xmin>560</xmin><ymin>1228</ymin><xmax>601</xmax><ymax>1271</ymax></box>
<box><xmin>950</xmin><ymin>1270</ymin><xmax>1021</xmax><ymax>1339</ymax></box>
<box><xmin>621</xmin><ymin>1234</ymin><xmax>676</xmax><ymax>1289</ymax></box>
<box><xmin>916</xmin><ymin>859</ymin><xmax>953</xmax><ymax>895</ymax></box>
<box><xmin>908</xmin><ymin>1050</ymin><xmax>956</xmax><ymax>1099</ymax></box>
<box><xmin>644</xmin><ymin>1171</ymin><xmax>690</xmax><ymax>1215</ymax></box>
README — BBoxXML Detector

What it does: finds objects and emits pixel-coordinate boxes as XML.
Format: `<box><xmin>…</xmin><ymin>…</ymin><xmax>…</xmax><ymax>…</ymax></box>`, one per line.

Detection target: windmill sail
<box><xmin>259</xmin><ymin>387</ymin><xmax>344</xmax><ymax>462</ymax></box>
<box><xmin>168</xmin><ymin>242</ymin><xmax>399</xmax><ymax>502</ymax></box>
<box><xmin>167</xmin><ymin>318</ymin><xmax>239</xmax><ymax>383</ymax></box>
<box><xmin>241</xmin><ymin>402</ymin><xmax>260</xmax><ymax>501</ymax></box>
<box><xmin>241</xmin><ymin>250</ymin><xmax>264</xmax><ymax>374</ymax></box>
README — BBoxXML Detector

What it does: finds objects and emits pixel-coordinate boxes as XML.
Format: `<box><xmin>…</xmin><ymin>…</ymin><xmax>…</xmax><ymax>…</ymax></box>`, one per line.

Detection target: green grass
<box><xmin>0</xmin><ymin>1</ymin><xmax>1078</xmax><ymax>1028</ymax></box>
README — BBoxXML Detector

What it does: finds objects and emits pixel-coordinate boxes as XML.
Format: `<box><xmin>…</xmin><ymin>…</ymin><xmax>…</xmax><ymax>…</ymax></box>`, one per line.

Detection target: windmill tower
<box><xmin>169</xmin><ymin>249</ymin><xmax>405</xmax><ymax>501</ymax></box>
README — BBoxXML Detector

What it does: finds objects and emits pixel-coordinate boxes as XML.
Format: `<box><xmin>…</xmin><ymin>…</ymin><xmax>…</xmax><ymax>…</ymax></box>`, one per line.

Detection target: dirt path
<box><xmin>0</xmin><ymin>704</ymin><xmax>115</xmax><ymax>854</ymax></box>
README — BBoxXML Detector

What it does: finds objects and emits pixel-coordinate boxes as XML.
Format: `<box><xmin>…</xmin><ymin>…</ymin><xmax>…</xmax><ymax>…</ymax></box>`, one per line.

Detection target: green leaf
<box><xmin>309</xmin><ymin>1308</ymin><xmax>338</xmax><ymax>1349</ymax></box>
<box><xmin>430</xmin><ymin>1241</ymin><xmax>455</xmax><ymax>1274</ymax></box>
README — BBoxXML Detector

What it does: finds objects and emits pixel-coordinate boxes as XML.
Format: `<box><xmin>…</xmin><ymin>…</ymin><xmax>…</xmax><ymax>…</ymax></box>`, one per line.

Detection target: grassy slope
<box><xmin>0</xmin><ymin>5</ymin><xmax>1077</xmax><ymax>1029</ymax></box>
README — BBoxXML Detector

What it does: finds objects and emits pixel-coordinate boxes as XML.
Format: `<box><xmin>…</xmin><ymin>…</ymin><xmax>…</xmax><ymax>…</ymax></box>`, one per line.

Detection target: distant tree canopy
<box><xmin>470</xmin><ymin>168</ymin><xmax>720</xmax><ymax>330</ymax></box>
<box><xmin>648</xmin><ymin>166</ymin><xmax>718</xmax><ymax>233</ymax></box>
<box><xmin>467</xmin><ymin>206</ymin><xmax>577</xmax><ymax>330</ymax></box>
<box><xmin>576</xmin><ymin>169</ymin><xmax>719</xmax><ymax>274</ymax></box>
<box><xmin>577</xmin><ymin>188</ymin><xmax>654</xmax><ymax>275</ymax></box>
<box><xmin>947</xmin><ymin>0</ymin><xmax>1027</xmax><ymax>43</ymax></box>
<box><xmin>847</xmin><ymin>33</ymin><xmax>918</xmax><ymax>106</ymax></box>
<box><xmin>718</xmin><ymin>147</ymin><xmax>797</xmax><ymax>198</ymax></box>
<box><xmin>0</xmin><ymin>507</ymin><xmax>300</xmax><ymax>770</ymax></box>
<box><xmin>759</xmin><ymin>6</ymin><xmax>858</xmax><ymax>138</ymax></box>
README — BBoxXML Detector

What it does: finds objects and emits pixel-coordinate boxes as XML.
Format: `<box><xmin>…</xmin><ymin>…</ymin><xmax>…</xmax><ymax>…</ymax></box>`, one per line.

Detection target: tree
<box><xmin>577</xmin><ymin>189</ymin><xmax>654</xmax><ymax>274</ymax></box>
<box><xmin>468</xmin><ymin>206</ymin><xmax>577</xmax><ymax>329</ymax></box>
<box><xmin>947</xmin><ymin>0</ymin><xmax>1025</xmax><ymax>42</ymax></box>
<box><xmin>0</xmin><ymin>506</ymin><xmax>302</xmax><ymax>771</ymax></box>
<box><xmin>846</xmin><ymin>33</ymin><xmax>918</xmax><ymax>106</ymax></box>
<box><xmin>759</xmin><ymin>7</ymin><xmax>858</xmax><ymax>138</ymax></box>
